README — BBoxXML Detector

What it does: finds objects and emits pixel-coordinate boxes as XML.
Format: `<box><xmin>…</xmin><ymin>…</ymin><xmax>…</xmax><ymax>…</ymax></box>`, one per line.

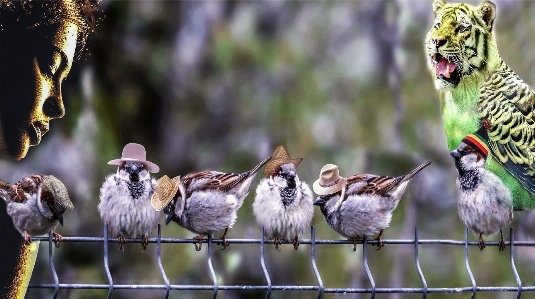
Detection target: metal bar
<box><xmin>48</xmin><ymin>231</ymin><xmax>59</xmax><ymax>299</ymax></box>
<box><xmin>259</xmin><ymin>227</ymin><xmax>272</xmax><ymax>299</ymax></box>
<box><xmin>207</xmin><ymin>234</ymin><xmax>218</xmax><ymax>299</ymax></box>
<box><xmin>362</xmin><ymin>236</ymin><xmax>376</xmax><ymax>299</ymax></box>
<box><xmin>310</xmin><ymin>226</ymin><xmax>324</xmax><ymax>299</ymax></box>
<box><xmin>414</xmin><ymin>227</ymin><xmax>427</xmax><ymax>298</ymax></box>
<box><xmin>103</xmin><ymin>224</ymin><xmax>113</xmax><ymax>299</ymax></box>
<box><xmin>464</xmin><ymin>228</ymin><xmax>476</xmax><ymax>299</ymax></box>
<box><xmin>156</xmin><ymin>224</ymin><xmax>171</xmax><ymax>299</ymax></box>
<box><xmin>26</xmin><ymin>226</ymin><xmax>535</xmax><ymax>295</ymax></box>
<box><xmin>26</xmin><ymin>284</ymin><xmax>535</xmax><ymax>292</ymax></box>
<box><xmin>26</xmin><ymin>236</ymin><xmax>535</xmax><ymax>247</ymax></box>
<box><xmin>510</xmin><ymin>227</ymin><xmax>522</xmax><ymax>299</ymax></box>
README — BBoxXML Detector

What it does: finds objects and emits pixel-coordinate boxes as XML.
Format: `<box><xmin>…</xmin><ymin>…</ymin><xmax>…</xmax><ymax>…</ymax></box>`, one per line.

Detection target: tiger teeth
<box><xmin>445</xmin><ymin>64</ymin><xmax>451</xmax><ymax>78</ymax></box>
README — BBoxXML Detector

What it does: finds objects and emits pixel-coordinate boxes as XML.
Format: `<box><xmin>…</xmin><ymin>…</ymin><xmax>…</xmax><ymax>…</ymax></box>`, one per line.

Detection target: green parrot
<box><xmin>425</xmin><ymin>0</ymin><xmax>535</xmax><ymax>210</ymax></box>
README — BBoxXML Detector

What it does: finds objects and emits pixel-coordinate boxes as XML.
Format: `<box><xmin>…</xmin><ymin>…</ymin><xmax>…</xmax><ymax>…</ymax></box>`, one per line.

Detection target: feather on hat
<box><xmin>263</xmin><ymin>145</ymin><xmax>303</xmax><ymax>178</ymax></box>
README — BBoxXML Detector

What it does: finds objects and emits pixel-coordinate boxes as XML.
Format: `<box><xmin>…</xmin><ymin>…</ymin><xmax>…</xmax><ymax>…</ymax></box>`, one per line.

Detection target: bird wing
<box><xmin>345</xmin><ymin>174</ymin><xmax>400</xmax><ymax>197</ymax></box>
<box><xmin>478</xmin><ymin>71</ymin><xmax>535</xmax><ymax>196</ymax></box>
<box><xmin>182</xmin><ymin>171</ymin><xmax>248</xmax><ymax>193</ymax></box>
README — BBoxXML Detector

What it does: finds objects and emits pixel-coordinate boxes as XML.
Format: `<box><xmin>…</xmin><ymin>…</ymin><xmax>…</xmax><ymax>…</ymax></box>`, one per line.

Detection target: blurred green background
<box><xmin>3</xmin><ymin>0</ymin><xmax>535</xmax><ymax>298</ymax></box>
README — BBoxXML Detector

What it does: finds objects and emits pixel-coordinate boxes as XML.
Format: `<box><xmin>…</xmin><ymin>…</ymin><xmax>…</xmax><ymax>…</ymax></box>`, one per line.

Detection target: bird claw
<box><xmin>52</xmin><ymin>232</ymin><xmax>63</xmax><ymax>248</ymax></box>
<box><xmin>478</xmin><ymin>234</ymin><xmax>486</xmax><ymax>251</ymax></box>
<box><xmin>118</xmin><ymin>235</ymin><xmax>126</xmax><ymax>252</ymax></box>
<box><xmin>274</xmin><ymin>236</ymin><xmax>281</xmax><ymax>251</ymax></box>
<box><xmin>292</xmin><ymin>236</ymin><xmax>300</xmax><ymax>251</ymax></box>
<box><xmin>498</xmin><ymin>230</ymin><xmax>506</xmax><ymax>252</ymax></box>
<box><xmin>194</xmin><ymin>234</ymin><xmax>205</xmax><ymax>251</ymax></box>
<box><xmin>141</xmin><ymin>235</ymin><xmax>149</xmax><ymax>251</ymax></box>
<box><xmin>216</xmin><ymin>228</ymin><xmax>230</xmax><ymax>250</ymax></box>
<box><xmin>372</xmin><ymin>229</ymin><xmax>384</xmax><ymax>250</ymax></box>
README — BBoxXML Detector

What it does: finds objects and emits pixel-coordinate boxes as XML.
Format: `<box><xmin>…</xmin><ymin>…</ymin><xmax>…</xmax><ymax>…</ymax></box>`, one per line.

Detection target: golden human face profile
<box><xmin>0</xmin><ymin>7</ymin><xmax>79</xmax><ymax>160</ymax></box>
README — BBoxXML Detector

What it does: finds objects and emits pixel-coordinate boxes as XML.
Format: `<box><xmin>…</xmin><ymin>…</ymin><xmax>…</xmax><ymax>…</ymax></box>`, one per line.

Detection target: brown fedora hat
<box><xmin>263</xmin><ymin>145</ymin><xmax>303</xmax><ymax>178</ymax></box>
<box><xmin>313</xmin><ymin>164</ymin><xmax>347</xmax><ymax>195</ymax></box>
<box><xmin>151</xmin><ymin>175</ymin><xmax>181</xmax><ymax>211</ymax></box>
<box><xmin>108</xmin><ymin>143</ymin><xmax>160</xmax><ymax>173</ymax></box>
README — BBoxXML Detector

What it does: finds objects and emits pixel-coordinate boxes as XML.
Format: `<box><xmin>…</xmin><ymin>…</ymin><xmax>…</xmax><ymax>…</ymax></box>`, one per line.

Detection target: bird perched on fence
<box><xmin>152</xmin><ymin>156</ymin><xmax>271</xmax><ymax>251</ymax></box>
<box><xmin>451</xmin><ymin>128</ymin><xmax>513</xmax><ymax>251</ymax></box>
<box><xmin>253</xmin><ymin>145</ymin><xmax>313</xmax><ymax>250</ymax></box>
<box><xmin>0</xmin><ymin>174</ymin><xmax>73</xmax><ymax>247</ymax></box>
<box><xmin>98</xmin><ymin>143</ymin><xmax>161</xmax><ymax>251</ymax></box>
<box><xmin>425</xmin><ymin>0</ymin><xmax>535</xmax><ymax>210</ymax></box>
<box><xmin>313</xmin><ymin>162</ymin><xmax>431</xmax><ymax>251</ymax></box>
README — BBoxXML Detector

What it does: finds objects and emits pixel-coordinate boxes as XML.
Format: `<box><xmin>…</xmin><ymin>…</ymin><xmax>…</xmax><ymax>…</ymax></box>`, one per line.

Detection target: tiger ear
<box><xmin>432</xmin><ymin>0</ymin><xmax>446</xmax><ymax>15</ymax></box>
<box><xmin>478</xmin><ymin>0</ymin><xmax>496</xmax><ymax>28</ymax></box>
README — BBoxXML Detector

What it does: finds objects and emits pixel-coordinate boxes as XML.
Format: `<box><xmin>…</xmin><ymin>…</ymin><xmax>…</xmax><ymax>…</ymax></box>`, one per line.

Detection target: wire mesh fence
<box><xmin>26</xmin><ymin>225</ymin><xmax>535</xmax><ymax>299</ymax></box>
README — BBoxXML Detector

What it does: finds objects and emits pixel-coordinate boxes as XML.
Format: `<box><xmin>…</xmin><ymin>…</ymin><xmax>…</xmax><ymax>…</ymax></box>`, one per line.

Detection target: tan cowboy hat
<box><xmin>313</xmin><ymin>164</ymin><xmax>347</xmax><ymax>196</ymax></box>
<box><xmin>151</xmin><ymin>175</ymin><xmax>181</xmax><ymax>211</ymax></box>
<box><xmin>263</xmin><ymin>145</ymin><xmax>303</xmax><ymax>178</ymax></box>
<box><xmin>108</xmin><ymin>143</ymin><xmax>160</xmax><ymax>173</ymax></box>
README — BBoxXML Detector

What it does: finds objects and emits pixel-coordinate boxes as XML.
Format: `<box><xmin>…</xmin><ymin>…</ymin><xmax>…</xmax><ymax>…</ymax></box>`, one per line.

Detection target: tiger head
<box><xmin>425</xmin><ymin>0</ymin><xmax>498</xmax><ymax>90</ymax></box>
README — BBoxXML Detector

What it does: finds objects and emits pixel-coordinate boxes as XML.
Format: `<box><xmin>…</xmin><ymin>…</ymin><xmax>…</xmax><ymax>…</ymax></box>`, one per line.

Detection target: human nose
<box><xmin>42</xmin><ymin>81</ymin><xmax>65</xmax><ymax>119</ymax></box>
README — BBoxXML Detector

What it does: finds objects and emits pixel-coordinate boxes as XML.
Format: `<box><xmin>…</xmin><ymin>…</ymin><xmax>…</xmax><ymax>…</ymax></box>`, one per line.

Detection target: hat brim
<box><xmin>108</xmin><ymin>158</ymin><xmax>160</xmax><ymax>173</ymax></box>
<box><xmin>313</xmin><ymin>177</ymin><xmax>347</xmax><ymax>196</ymax></box>
<box><xmin>151</xmin><ymin>176</ymin><xmax>180</xmax><ymax>211</ymax></box>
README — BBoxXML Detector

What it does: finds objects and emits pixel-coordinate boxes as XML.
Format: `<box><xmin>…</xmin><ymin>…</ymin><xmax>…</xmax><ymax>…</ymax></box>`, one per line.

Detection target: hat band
<box><xmin>464</xmin><ymin>134</ymin><xmax>489</xmax><ymax>158</ymax></box>
<box><xmin>320</xmin><ymin>178</ymin><xmax>340</xmax><ymax>188</ymax></box>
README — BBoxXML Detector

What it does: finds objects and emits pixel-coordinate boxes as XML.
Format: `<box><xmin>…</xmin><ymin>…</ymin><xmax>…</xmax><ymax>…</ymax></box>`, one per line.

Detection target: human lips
<box><xmin>29</xmin><ymin>122</ymin><xmax>49</xmax><ymax>146</ymax></box>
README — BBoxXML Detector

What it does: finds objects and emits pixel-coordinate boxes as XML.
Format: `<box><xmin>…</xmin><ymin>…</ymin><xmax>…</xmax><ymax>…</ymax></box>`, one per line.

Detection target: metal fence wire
<box><xmin>26</xmin><ymin>225</ymin><xmax>535</xmax><ymax>299</ymax></box>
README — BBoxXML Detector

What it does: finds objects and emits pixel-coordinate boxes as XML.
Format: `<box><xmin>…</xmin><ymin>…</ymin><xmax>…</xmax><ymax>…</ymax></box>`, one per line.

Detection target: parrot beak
<box><xmin>58</xmin><ymin>214</ymin><xmax>64</xmax><ymax>227</ymax></box>
<box><xmin>313</xmin><ymin>198</ymin><xmax>326</xmax><ymax>206</ymax></box>
<box><xmin>165</xmin><ymin>213</ymin><xmax>174</xmax><ymax>226</ymax></box>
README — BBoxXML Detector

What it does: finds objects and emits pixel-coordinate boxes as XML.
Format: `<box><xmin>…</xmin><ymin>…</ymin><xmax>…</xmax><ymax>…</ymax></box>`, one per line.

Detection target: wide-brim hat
<box><xmin>313</xmin><ymin>164</ymin><xmax>347</xmax><ymax>196</ymax></box>
<box><xmin>263</xmin><ymin>145</ymin><xmax>303</xmax><ymax>178</ymax></box>
<box><xmin>108</xmin><ymin>143</ymin><xmax>160</xmax><ymax>173</ymax></box>
<box><xmin>151</xmin><ymin>175</ymin><xmax>181</xmax><ymax>211</ymax></box>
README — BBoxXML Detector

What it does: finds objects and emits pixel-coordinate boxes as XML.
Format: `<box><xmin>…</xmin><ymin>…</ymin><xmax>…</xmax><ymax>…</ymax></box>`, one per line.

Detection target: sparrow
<box><xmin>313</xmin><ymin>162</ymin><xmax>431</xmax><ymax>251</ymax></box>
<box><xmin>153</xmin><ymin>156</ymin><xmax>271</xmax><ymax>251</ymax></box>
<box><xmin>98</xmin><ymin>143</ymin><xmax>161</xmax><ymax>251</ymax></box>
<box><xmin>0</xmin><ymin>175</ymin><xmax>73</xmax><ymax>247</ymax></box>
<box><xmin>451</xmin><ymin>129</ymin><xmax>513</xmax><ymax>251</ymax></box>
<box><xmin>253</xmin><ymin>145</ymin><xmax>313</xmax><ymax>250</ymax></box>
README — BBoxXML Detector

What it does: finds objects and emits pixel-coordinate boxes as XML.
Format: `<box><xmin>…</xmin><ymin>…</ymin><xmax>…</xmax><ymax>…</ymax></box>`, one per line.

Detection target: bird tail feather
<box><xmin>0</xmin><ymin>180</ymin><xmax>10</xmax><ymax>202</ymax></box>
<box><xmin>401</xmin><ymin>161</ymin><xmax>432</xmax><ymax>184</ymax></box>
<box><xmin>249</xmin><ymin>156</ymin><xmax>272</xmax><ymax>177</ymax></box>
<box><xmin>0</xmin><ymin>180</ymin><xmax>10</xmax><ymax>190</ymax></box>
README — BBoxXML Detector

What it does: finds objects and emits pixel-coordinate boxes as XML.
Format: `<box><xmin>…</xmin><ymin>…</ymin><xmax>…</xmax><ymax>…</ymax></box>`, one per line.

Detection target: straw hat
<box><xmin>108</xmin><ymin>143</ymin><xmax>160</xmax><ymax>173</ymax></box>
<box><xmin>42</xmin><ymin>175</ymin><xmax>73</xmax><ymax>210</ymax></box>
<box><xmin>313</xmin><ymin>164</ymin><xmax>347</xmax><ymax>196</ymax></box>
<box><xmin>151</xmin><ymin>175</ymin><xmax>181</xmax><ymax>211</ymax></box>
<box><xmin>263</xmin><ymin>145</ymin><xmax>303</xmax><ymax>178</ymax></box>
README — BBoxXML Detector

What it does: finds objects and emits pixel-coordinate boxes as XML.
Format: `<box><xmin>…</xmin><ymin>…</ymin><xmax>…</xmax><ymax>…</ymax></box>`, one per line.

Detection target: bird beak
<box><xmin>58</xmin><ymin>214</ymin><xmax>64</xmax><ymax>226</ymax></box>
<box><xmin>313</xmin><ymin>198</ymin><xmax>326</xmax><ymax>206</ymax></box>
<box><xmin>287</xmin><ymin>172</ymin><xmax>296</xmax><ymax>181</ymax></box>
<box><xmin>165</xmin><ymin>213</ymin><xmax>173</xmax><ymax>226</ymax></box>
<box><xmin>450</xmin><ymin>150</ymin><xmax>461</xmax><ymax>159</ymax></box>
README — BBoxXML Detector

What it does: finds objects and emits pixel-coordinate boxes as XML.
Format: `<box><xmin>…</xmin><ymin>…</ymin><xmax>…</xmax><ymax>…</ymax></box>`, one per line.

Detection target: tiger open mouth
<box><xmin>432</xmin><ymin>53</ymin><xmax>460</xmax><ymax>86</ymax></box>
